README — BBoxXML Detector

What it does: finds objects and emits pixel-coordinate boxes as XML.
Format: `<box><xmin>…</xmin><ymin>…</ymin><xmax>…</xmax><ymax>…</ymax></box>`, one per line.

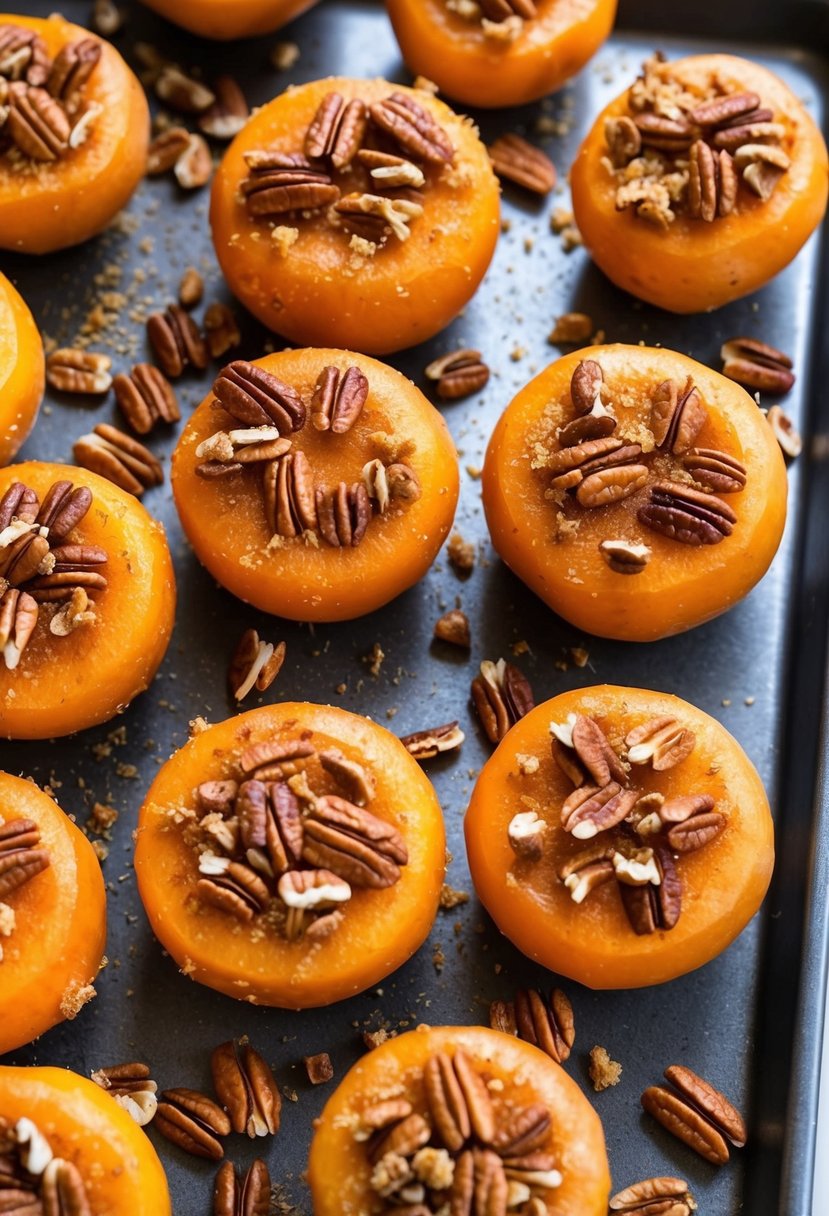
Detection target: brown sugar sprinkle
<box><xmin>488</xmin><ymin>133</ymin><xmax>556</xmax><ymax>195</ymax></box>
<box><xmin>46</xmin><ymin>348</ymin><xmax>112</xmax><ymax>394</ymax></box>
<box><xmin>425</xmin><ymin>349</ymin><xmax>490</xmax><ymax>400</ymax></box>
<box><xmin>73</xmin><ymin>424</ymin><xmax>163</xmax><ymax>497</ymax></box>
<box><xmin>588</xmin><ymin>1045</ymin><xmax>622</xmax><ymax>1092</ymax></box>
<box><xmin>303</xmin><ymin>1052</ymin><xmax>334</xmax><ymax>1085</ymax></box>
<box><xmin>196</xmin><ymin>361</ymin><xmax>421</xmax><ymax>549</ymax></box>
<box><xmin>514</xmin><ymin>709</ymin><xmax>724</xmax><ymax>937</ymax></box>
<box><xmin>610</xmin><ymin>1176</ymin><xmax>695</xmax><ymax>1213</ymax></box>
<box><xmin>471</xmin><ymin>658</ymin><xmax>535</xmax><ymax>744</ymax></box>
<box><xmin>641</xmin><ymin>1065</ymin><xmax>746</xmax><ymax>1165</ymax></box>
<box><xmin>113</xmin><ymin>364</ymin><xmax>179</xmax><ymax>436</ymax></box>
<box><xmin>607</xmin><ymin>54</ymin><xmax>791</xmax><ymax>227</ymax></box>
<box><xmin>228</xmin><ymin>629</ymin><xmax>286</xmax><ymax>701</ymax></box>
<box><xmin>0</xmin><ymin>478</ymin><xmax>107</xmax><ymax>669</ymax></box>
<box><xmin>720</xmin><ymin>337</ymin><xmax>795</xmax><ymax>394</ymax></box>
<box><xmin>239</xmin><ymin>87</ymin><xmax>453</xmax><ymax>249</ymax></box>
<box><xmin>357</xmin><ymin>1045</ymin><xmax>563</xmax><ymax>1211</ymax></box>
<box><xmin>538</xmin><ymin>358</ymin><xmax>746</xmax><ymax>557</ymax></box>
<box><xmin>0</xmin><ymin>25</ymin><xmax>102</xmax><ymax>162</ymax></box>
<box><xmin>190</xmin><ymin>733</ymin><xmax>407</xmax><ymax>940</ymax></box>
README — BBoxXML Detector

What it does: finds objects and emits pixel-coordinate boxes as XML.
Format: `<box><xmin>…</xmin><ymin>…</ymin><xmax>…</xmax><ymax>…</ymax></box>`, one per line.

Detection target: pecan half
<box><xmin>198</xmin><ymin>75</ymin><xmax>249</xmax><ymax>141</ymax></box>
<box><xmin>638</xmin><ymin>479</ymin><xmax>736</xmax><ymax>546</ymax></box>
<box><xmin>0</xmin><ymin>588</ymin><xmax>39</xmax><ymax>670</ymax></box>
<box><xmin>357</xmin><ymin>147</ymin><xmax>425</xmax><ymax>189</ymax></box>
<box><xmin>625</xmin><ymin>716</ymin><xmax>696</xmax><ymax>770</ymax></box>
<box><xmin>400</xmin><ymin>721</ymin><xmax>465</xmax><ymax>761</ymax></box>
<box><xmin>424</xmin><ymin>349</ymin><xmax>489</xmax><ymax>400</ymax></box>
<box><xmin>45</xmin><ymin>349</ymin><xmax>112</xmax><ymax>395</ymax></box>
<box><xmin>471</xmin><ymin>659</ymin><xmax>534</xmax><ymax>744</ymax></box>
<box><xmin>610</xmin><ymin>1176</ymin><xmax>694</xmax><ymax>1214</ymax></box>
<box><xmin>302</xmin><ymin>796</ymin><xmax>407</xmax><ymax>887</ymax></box>
<box><xmin>640</xmin><ymin>1087</ymin><xmax>729</xmax><ymax>1165</ymax></box>
<box><xmin>561</xmin><ymin>782</ymin><xmax>639</xmax><ymax>840</ymax></box>
<box><xmin>262</xmin><ymin>452</ymin><xmax>317</xmax><ymax>537</ymax></box>
<box><xmin>213</xmin><ymin>360</ymin><xmax>306</xmax><ymax>433</ymax></box>
<box><xmin>569</xmin><ymin>715</ymin><xmax>627</xmax><ymax>787</ymax></box>
<box><xmin>211</xmin><ymin>1039</ymin><xmax>281</xmax><ymax>1138</ymax></box>
<box><xmin>0</xmin><ymin>818</ymin><xmax>50</xmax><ymax>898</ymax></box>
<box><xmin>154</xmin><ymin>66</ymin><xmax>215</xmax><ymax>114</ymax></box>
<box><xmin>319</xmin><ymin>748</ymin><xmax>375</xmax><ymax>806</ymax></box>
<box><xmin>155</xmin><ymin>1089</ymin><xmax>231</xmax><ymax>1160</ymax></box>
<box><xmin>424</xmin><ymin>1049</ymin><xmax>493</xmax><ymax>1151</ymax></box>
<box><xmin>277</xmin><ymin>867</ymin><xmax>351</xmax><ymax>939</ymax></box>
<box><xmin>47</xmin><ymin>37</ymin><xmax>100</xmax><ymax>111</ymax></box>
<box><xmin>196</xmin><ymin>856</ymin><xmax>270</xmax><ymax>920</ymax></box>
<box><xmin>619</xmin><ymin>845</ymin><xmax>681</xmax><ymax>934</ymax></box>
<box><xmin>664</xmin><ymin>1064</ymin><xmax>747</xmax><ymax>1147</ymax></box>
<box><xmin>491</xmin><ymin>1104</ymin><xmax>551</xmax><ymax>1156</ymax></box>
<box><xmin>488</xmin><ymin>133</ymin><xmax>555</xmax><ymax>195</ymax></box>
<box><xmin>558</xmin><ymin>845</ymin><xmax>615</xmax><ymax>903</ymax></box>
<box><xmin>147</xmin><ymin>126</ymin><xmax>191</xmax><ymax>175</ymax></box>
<box><xmin>569</xmin><ymin>359</ymin><xmax>605</xmax><ymax>416</ymax></box>
<box><xmin>310</xmin><ymin>364</ymin><xmax>368</xmax><ymax>433</ymax></box>
<box><xmin>687</xmin><ymin>139</ymin><xmax>737</xmax><ymax>220</ymax></box>
<box><xmin>513</xmin><ymin>987</ymin><xmax>575</xmax><ymax>1064</ymax></box>
<box><xmin>213</xmin><ymin>1159</ymin><xmax>271</xmax><ymax>1216</ymax></box>
<box><xmin>650</xmin><ymin>378</ymin><xmax>708</xmax><ymax>454</ymax></box>
<box><xmin>369</xmin><ymin>92</ymin><xmax>453</xmax><ymax>165</ymax></box>
<box><xmin>315</xmin><ymin>482</ymin><xmax>371</xmax><ymax>547</ymax></box>
<box><xmin>91</xmin><ymin>1063</ymin><xmax>158</xmax><ymax>1127</ymax></box>
<box><xmin>720</xmin><ymin>337</ymin><xmax>794</xmax><ymax>394</ymax></box>
<box><xmin>305</xmin><ymin>92</ymin><xmax>366</xmax><ymax>169</ymax></box>
<box><xmin>239</xmin><ymin>737</ymin><xmax>315</xmax><ymax>778</ymax></box>
<box><xmin>72</xmin><ymin>425</ymin><xmax>163</xmax><ymax>497</ymax></box>
<box><xmin>333</xmin><ymin>192</ymin><xmax>422</xmax><ymax>242</ymax></box>
<box><xmin>682</xmin><ymin>447</ymin><xmax>746</xmax><ymax>494</ymax></box>
<box><xmin>41</xmin><ymin>1158</ymin><xmax>92</xmax><ymax>1216</ymax></box>
<box><xmin>6</xmin><ymin>83</ymin><xmax>69</xmax><ymax>160</ymax></box>
<box><xmin>147</xmin><ymin>305</ymin><xmax>208</xmax><ymax>378</ymax></box>
<box><xmin>241</xmin><ymin>150</ymin><xmax>339</xmax><ymax>218</ymax></box>
<box><xmin>113</xmin><ymin>364</ymin><xmax>179</xmax><ymax>435</ymax></box>
<box><xmin>0</xmin><ymin>24</ymin><xmax>49</xmax><ymax>85</ymax></box>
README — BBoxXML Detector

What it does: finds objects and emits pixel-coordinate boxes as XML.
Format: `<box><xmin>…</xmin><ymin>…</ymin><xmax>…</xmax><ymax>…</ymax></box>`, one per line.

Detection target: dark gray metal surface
<box><xmin>1</xmin><ymin>2</ymin><xmax>827</xmax><ymax>1214</ymax></box>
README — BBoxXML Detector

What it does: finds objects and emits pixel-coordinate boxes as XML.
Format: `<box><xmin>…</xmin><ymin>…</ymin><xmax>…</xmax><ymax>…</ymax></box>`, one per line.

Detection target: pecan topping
<box><xmin>625</xmin><ymin>715</ymin><xmax>695</xmax><ymax>770</ymax></box>
<box><xmin>599</xmin><ymin>538</ymin><xmax>651</xmax><ymax>575</ymax></box>
<box><xmin>570</xmin><ymin>715</ymin><xmax>627</xmax><ymax>787</ymax></box>
<box><xmin>609</xmin><ymin>1176</ymin><xmax>694</xmax><ymax>1213</ymax></box>
<box><xmin>357</xmin><ymin>147</ymin><xmax>425</xmax><ymax>189</ymax></box>
<box><xmin>425</xmin><ymin>1050</ymin><xmax>493</xmax><ymax>1150</ymax></box>
<box><xmin>7</xmin><ymin>83</ymin><xmax>69</xmax><ymax>160</ymax></box>
<box><xmin>263</xmin><ymin>452</ymin><xmax>317</xmax><ymax>536</ymax></box>
<box><xmin>198</xmin><ymin>75</ymin><xmax>249</xmax><ymax>142</ymax></box>
<box><xmin>73</xmin><ymin>424</ymin><xmax>163</xmax><ymax>497</ymax></box>
<box><xmin>682</xmin><ymin>447</ymin><xmax>746</xmax><ymax>494</ymax></box>
<box><xmin>638</xmin><ymin>480</ymin><xmax>736</xmax><ymax>546</ymax></box>
<box><xmin>0</xmin><ymin>818</ymin><xmax>50</xmax><ymax>899</ymax></box>
<box><xmin>147</xmin><ymin>305</ymin><xmax>208</xmax><ymax>379</ymax></box>
<box><xmin>278</xmin><ymin>868</ymin><xmax>351</xmax><ymax>939</ymax></box>
<box><xmin>767</xmin><ymin>404</ymin><xmax>802</xmax><ymax>458</ymax></box>
<box><xmin>319</xmin><ymin>748</ymin><xmax>376</xmax><ymax>806</ymax></box>
<box><xmin>316</xmin><ymin>481</ymin><xmax>371</xmax><ymax>547</ymax></box>
<box><xmin>569</xmin><ymin>358</ymin><xmax>605</xmax><ymax>415</ymax></box>
<box><xmin>641</xmin><ymin>1065</ymin><xmax>745</xmax><ymax>1166</ymax></box>
<box><xmin>561</xmin><ymin>782</ymin><xmax>639</xmax><ymax>840</ymax></box>
<box><xmin>155</xmin><ymin>1089</ymin><xmax>231</xmax><ymax>1160</ymax></box>
<box><xmin>488</xmin><ymin>133</ymin><xmax>556</xmax><ymax>195</ymax></box>
<box><xmin>213</xmin><ymin>1159</ymin><xmax>271</xmax><ymax>1216</ymax></box>
<box><xmin>196</xmin><ymin>855</ymin><xmax>271</xmax><ymax>921</ymax></box>
<box><xmin>45</xmin><ymin>349</ymin><xmax>112</xmax><ymax>395</ymax></box>
<box><xmin>211</xmin><ymin>1039</ymin><xmax>281</xmax><ymax>1138</ymax></box>
<box><xmin>619</xmin><ymin>844</ymin><xmax>681</xmax><ymax>934</ymax></box>
<box><xmin>608</xmin><ymin>55</ymin><xmax>790</xmax><ymax>222</ymax></box>
<box><xmin>229</xmin><ymin>629</ymin><xmax>285</xmax><ymax>701</ymax></box>
<box><xmin>400</xmin><ymin>721</ymin><xmax>465</xmax><ymax>761</ymax></box>
<box><xmin>41</xmin><ymin>1158</ymin><xmax>92</xmax><ymax>1216</ymax></box>
<box><xmin>241</xmin><ymin>151</ymin><xmax>339</xmax><ymax>218</ymax></box>
<box><xmin>302</xmin><ymin>796</ymin><xmax>408</xmax><ymax>887</ymax></box>
<box><xmin>0</xmin><ymin>24</ymin><xmax>50</xmax><ymax>85</ymax></box>
<box><xmin>433</xmin><ymin>608</ymin><xmax>471</xmax><ymax>648</ymax></box>
<box><xmin>112</xmin><ymin>363</ymin><xmax>179</xmax><ymax>436</ymax></box>
<box><xmin>664</xmin><ymin>1064</ymin><xmax>747</xmax><ymax>1146</ymax></box>
<box><xmin>213</xmin><ymin>361</ymin><xmax>306</xmax><ymax>433</ymax></box>
<box><xmin>91</xmin><ymin>1063</ymin><xmax>158</xmax><ymax>1126</ymax></box>
<box><xmin>720</xmin><ymin>337</ymin><xmax>795</xmax><ymax>394</ymax></box>
<box><xmin>369</xmin><ymin>92</ymin><xmax>453</xmax><ymax>165</ymax></box>
<box><xmin>471</xmin><ymin>659</ymin><xmax>534</xmax><ymax>745</ymax></box>
<box><xmin>0</xmin><ymin>589</ymin><xmax>39</xmax><ymax>670</ymax></box>
<box><xmin>507</xmin><ymin>809</ymin><xmax>546</xmax><ymax>860</ymax></box>
<box><xmin>47</xmin><ymin>38</ymin><xmax>100</xmax><ymax>112</ymax></box>
<box><xmin>424</xmin><ymin>349</ymin><xmax>489</xmax><ymax>401</ymax></box>
<box><xmin>311</xmin><ymin>365</ymin><xmax>368</xmax><ymax>433</ymax></box>
<box><xmin>334</xmin><ymin>192</ymin><xmax>423</xmax><ymax>242</ymax></box>
<box><xmin>305</xmin><ymin>92</ymin><xmax>367</xmax><ymax>169</ymax></box>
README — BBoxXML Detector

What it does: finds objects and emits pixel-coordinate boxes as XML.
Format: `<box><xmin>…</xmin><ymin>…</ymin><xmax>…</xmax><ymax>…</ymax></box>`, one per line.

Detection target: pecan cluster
<box><xmin>541</xmin><ymin>358</ymin><xmax>747</xmax><ymax>563</ymax></box>
<box><xmin>0</xmin><ymin>479</ymin><xmax>107</xmax><ymax>670</ymax></box>
<box><xmin>0</xmin><ymin>23</ymin><xmax>101</xmax><ymax>163</ymax></box>
<box><xmin>0</xmin><ymin>1113</ymin><xmax>93</xmax><ymax>1215</ymax></box>
<box><xmin>607</xmin><ymin>54</ymin><xmax>791</xmax><ymax>227</ymax></box>
<box><xmin>240</xmin><ymin>87</ymin><xmax>455</xmax><ymax>247</ymax></box>
<box><xmin>190</xmin><ymin>734</ymin><xmax>407</xmax><ymax>939</ymax></box>
<box><xmin>445</xmin><ymin>0</ymin><xmax>537</xmax><ymax>42</ymax></box>
<box><xmin>507</xmin><ymin>709</ymin><xmax>726</xmax><ymax>936</ymax></box>
<box><xmin>195</xmin><ymin>360</ymin><xmax>421</xmax><ymax>551</ymax></box>
<box><xmin>0</xmin><ymin>817</ymin><xmax>50</xmax><ymax>963</ymax></box>
<box><xmin>360</xmin><ymin>1047</ymin><xmax>562</xmax><ymax>1214</ymax></box>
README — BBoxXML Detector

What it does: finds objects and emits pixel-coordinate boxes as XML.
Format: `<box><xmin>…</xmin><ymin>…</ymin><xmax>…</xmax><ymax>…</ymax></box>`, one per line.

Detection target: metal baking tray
<box><xmin>2</xmin><ymin>1</ymin><xmax>828</xmax><ymax>1213</ymax></box>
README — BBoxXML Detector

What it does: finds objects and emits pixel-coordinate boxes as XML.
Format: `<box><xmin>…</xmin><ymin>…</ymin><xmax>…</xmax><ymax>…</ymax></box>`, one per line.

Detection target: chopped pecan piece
<box><xmin>599</xmin><ymin>538</ymin><xmax>651</xmax><ymax>575</ymax></box>
<box><xmin>369</xmin><ymin>92</ymin><xmax>453</xmax><ymax>165</ymax></box>
<box><xmin>310</xmin><ymin>364</ymin><xmax>368</xmax><ymax>433</ymax></box>
<box><xmin>178</xmin><ymin>267</ymin><xmax>204</xmax><ymax>309</ymax></box>
<box><xmin>319</xmin><ymin>748</ymin><xmax>375</xmax><ymax>806</ymax></box>
<box><xmin>113</xmin><ymin>364</ymin><xmax>179</xmax><ymax>435</ymax></box>
<box><xmin>241</xmin><ymin>150</ymin><xmax>339</xmax><ymax>218</ymax></box>
<box><xmin>147</xmin><ymin>305</ymin><xmax>208</xmax><ymax>378</ymax></box>
<box><xmin>488</xmin><ymin>133</ymin><xmax>556</xmax><ymax>195</ymax></box>
<box><xmin>619</xmin><ymin>844</ymin><xmax>681</xmax><ymax>934</ymax></box>
<box><xmin>334</xmin><ymin>192</ymin><xmax>422</xmax><ymax>242</ymax></box>
<box><xmin>277</xmin><ymin>867</ymin><xmax>351</xmax><ymax>939</ymax></box>
<box><xmin>471</xmin><ymin>658</ymin><xmax>534</xmax><ymax>744</ymax></box>
<box><xmin>720</xmin><ymin>337</ymin><xmax>794</xmax><ymax>394</ymax></box>
<box><xmin>147</xmin><ymin>126</ymin><xmax>192</xmax><ymax>175</ymax></box>
<box><xmin>305</xmin><ymin>92</ymin><xmax>366</xmax><ymax>168</ymax></box>
<box><xmin>211</xmin><ymin>1038</ymin><xmax>281</xmax><ymax>1138</ymax></box>
<box><xmin>424</xmin><ymin>349</ymin><xmax>489</xmax><ymax>400</ymax></box>
<box><xmin>0</xmin><ymin>588</ymin><xmax>39</xmax><ymax>670</ymax></box>
<box><xmin>155</xmin><ymin>1088</ymin><xmax>231</xmax><ymax>1160</ymax></box>
<box><xmin>561</xmin><ymin>783</ymin><xmax>639</xmax><ymax>841</ymax></box>
<box><xmin>507</xmin><ymin>809</ymin><xmax>546</xmax><ymax>860</ymax></box>
<box><xmin>400</xmin><ymin>721</ymin><xmax>465</xmax><ymax>761</ymax></box>
<box><xmin>204</xmin><ymin>302</ymin><xmax>241</xmax><ymax>359</ymax></box>
<box><xmin>213</xmin><ymin>1159</ymin><xmax>271</xmax><ymax>1216</ymax></box>
<box><xmin>625</xmin><ymin>716</ymin><xmax>695</xmax><ymax>770</ymax></box>
<box><xmin>303</xmin><ymin>1052</ymin><xmax>334</xmax><ymax>1085</ymax></box>
<box><xmin>357</xmin><ymin>147</ymin><xmax>425</xmax><ymax>188</ymax></box>
<box><xmin>433</xmin><ymin>608</ymin><xmax>470</xmax><ymax>648</ymax></box>
<box><xmin>196</xmin><ymin>855</ymin><xmax>270</xmax><ymax>920</ymax></box>
<box><xmin>302</xmin><ymin>796</ymin><xmax>407</xmax><ymax>888</ymax></box>
<box><xmin>213</xmin><ymin>360</ymin><xmax>305</xmax><ymax>433</ymax></box>
<box><xmin>154</xmin><ymin>66</ymin><xmax>215</xmax><ymax>114</ymax></box>
<box><xmin>73</xmin><ymin>424</ymin><xmax>163</xmax><ymax>497</ymax></box>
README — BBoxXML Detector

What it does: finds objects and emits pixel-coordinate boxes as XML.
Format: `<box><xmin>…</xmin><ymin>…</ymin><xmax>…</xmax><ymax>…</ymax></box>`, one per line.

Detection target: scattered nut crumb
<box><xmin>363</xmin><ymin>642</ymin><xmax>385</xmax><ymax>678</ymax></box>
<box><xmin>589</xmin><ymin>1045</ymin><xmax>622</xmax><ymax>1091</ymax></box>
<box><xmin>303</xmin><ymin>1052</ymin><xmax>334</xmax><ymax>1085</ymax></box>
<box><xmin>447</xmin><ymin>532</ymin><xmax>475</xmax><ymax>575</ymax></box>
<box><xmin>439</xmin><ymin>884</ymin><xmax>469</xmax><ymax>910</ymax></box>
<box><xmin>270</xmin><ymin>41</ymin><xmax>300</xmax><ymax>70</ymax></box>
<box><xmin>434</xmin><ymin>608</ymin><xmax>471</xmax><ymax>649</ymax></box>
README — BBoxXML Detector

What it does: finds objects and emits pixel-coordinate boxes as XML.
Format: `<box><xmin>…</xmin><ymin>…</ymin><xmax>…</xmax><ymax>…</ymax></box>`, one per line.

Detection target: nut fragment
<box><xmin>767</xmin><ymin>404</ymin><xmax>802</xmax><ymax>458</ymax></box>
<box><xmin>174</xmin><ymin>132</ymin><xmax>213</xmax><ymax>190</ymax></box>
<box><xmin>424</xmin><ymin>349</ymin><xmax>489</xmax><ymax>400</ymax></box>
<box><xmin>178</xmin><ymin>267</ymin><xmax>204</xmax><ymax>309</ymax></box>
<box><xmin>147</xmin><ymin>125</ymin><xmax>190</xmax><ymax>175</ymax></box>
<box><xmin>155</xmin><ymin>66</ymin><xmax>215</xmax><ymax>114</ymax></box>
<box><xmin>588</xmin><ymin>1045</ymin><xmax>623</xmax><ymax>1092</ymax></box>
<box><xmin>204</xmin><ymin>302</ymin><xmax>242</xmax><ymax>359</ymax></box>
<box><xmin>229</xmin><ymin>629</ymin><xmax>285</xmax><ymax>701</ymax></box>
<box><xmin>46</xmin><ymin>348</ymin><xmax>112</xmax><ymax>394</ymax></box>
<box><xmin>400</xmin><ymin>721</ymin><xmax>465</xmax><ymax>761</ymax></box>
<box><xmin>548</xmin><ymin>312</ymin><xmax>593</xmax><ymax>345</ymax></box>
<box><xmin>488</xmin><ymin>133</ymin><xmax>556</xmax><ymax>194</ymax></box>
<box><xmin>507</xmin><ymin>810</ymin><xmax>546</xmax><ymax>861</ymax></box>
<box><xmin>199</xmin><ymin>74</ymin><xmax>249</xmax><ymax>141</ymax></box>
<box><xmin>433</xmin><ymin>608</ymin><xmax>470</xmax><ymax>648</ymax></box>
<box><xmin>303</xmin><ymin>1052</ymin><xmax>334</xmax><ymax>1085</ymax></box>
<box><xmin>599</xmin><ymin>539</ymin><xmax>651</xmax><ymax>575</ymax></box>
<box><xmin>91</xmin><ymin>1063</ymin><xmax>158</xmax><ymax>1126</ymax></box>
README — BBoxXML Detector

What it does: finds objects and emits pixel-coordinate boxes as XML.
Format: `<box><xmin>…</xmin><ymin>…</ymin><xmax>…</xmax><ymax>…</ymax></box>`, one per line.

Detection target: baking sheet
<box><xmin>2</xmin><ymin>2</ymin><xmax>828</xmax><ymax>1213</ymax></box>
